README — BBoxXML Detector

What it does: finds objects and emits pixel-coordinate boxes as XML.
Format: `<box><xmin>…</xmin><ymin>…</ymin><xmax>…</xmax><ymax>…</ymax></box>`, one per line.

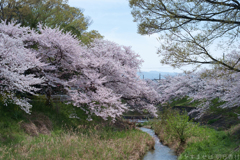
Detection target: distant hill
<box><xmin>137</xmin><ymin>71</ymin><xmax>179</xmax><ymax>80</ymax></box>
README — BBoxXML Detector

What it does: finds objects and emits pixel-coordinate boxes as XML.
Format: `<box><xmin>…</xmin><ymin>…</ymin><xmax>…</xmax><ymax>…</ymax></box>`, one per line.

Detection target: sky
<box><xmin>68</xmin><ymin>0</ymin><xmax>184</xmax><ymax>73</ymax></box>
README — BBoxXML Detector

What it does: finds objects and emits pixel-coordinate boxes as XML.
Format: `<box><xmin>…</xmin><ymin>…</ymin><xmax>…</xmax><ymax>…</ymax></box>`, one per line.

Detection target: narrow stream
<box><xmin>140</xmin><ymin>127</ymin><xmax>178</xmax><ymax>160</ymax></box>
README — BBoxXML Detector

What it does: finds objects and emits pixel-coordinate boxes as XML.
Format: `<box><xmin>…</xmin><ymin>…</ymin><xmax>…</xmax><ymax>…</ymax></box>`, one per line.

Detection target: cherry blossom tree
<box><xmin>0</xmin><ymin>21</ymin><xmax>159</xmax><ymax>121</ymax></box>
<box><xmin>189</xmin><ymin>69</ymin><xmax>240</xmax><ymax>118</ymax></box>
<box><xmin>156</xmin><ymin>74</ymin><xmax>203</xmax><ymax>104</ymax></box>
<box><xmin>154</xmin><ymin>65</ymin><xmax>240</xmax><ymax>118</ymax></box>
<box><xmin>68</xmin><ymin>39</ymin><xmax>159</xmax><ymax>120</ymax></box>
<box><xmin>0</xmin><ymin>21</ymin><xmax>46</xmax><ymax>113</ymax></box>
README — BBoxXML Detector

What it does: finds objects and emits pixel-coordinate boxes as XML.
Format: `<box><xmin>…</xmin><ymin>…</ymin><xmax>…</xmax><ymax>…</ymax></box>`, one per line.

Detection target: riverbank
<box><xmin>0</xmin><ymin>97</ymin><xmax>154</xmax><ymax>159</ymax></box>
<box><xmin>143</xmin><ymin>107</ymin><xmax>240</xmax><ymax>160</ymax></box>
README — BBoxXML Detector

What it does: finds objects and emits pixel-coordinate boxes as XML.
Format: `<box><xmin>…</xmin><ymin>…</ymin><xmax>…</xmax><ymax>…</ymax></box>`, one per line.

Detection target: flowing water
<box><xmin>140</xmin><ymin>127</ymin><xmax>178</xmax><ymax>160</ymax></box>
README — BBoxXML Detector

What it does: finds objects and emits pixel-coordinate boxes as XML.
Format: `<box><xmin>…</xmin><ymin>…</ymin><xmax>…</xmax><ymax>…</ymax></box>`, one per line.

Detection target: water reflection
<box><xmin>140</xmin><ymin>127</ymin><xmax>178</xmax><ymax>160</ymax></box>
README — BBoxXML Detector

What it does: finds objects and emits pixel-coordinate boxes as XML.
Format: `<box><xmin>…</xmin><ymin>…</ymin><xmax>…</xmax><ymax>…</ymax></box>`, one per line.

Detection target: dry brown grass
<box><xmin>19</xmin><ymin>113</ymin><xmax>52</xmax><ymax>137</ymax></box>
<box><xmin>228</xmin><ymin>123</ymin><xmax>240</xmax><ymax>137</ymax></box>
<box><xmin>0</xmin><ymin>128</ymin><xmax>154</xmax><ymax>160</ymax></box>
<box><xmin>154</xmin><ymin>126</ymin><xmax>182</xmax><ymax>152</ymax></box>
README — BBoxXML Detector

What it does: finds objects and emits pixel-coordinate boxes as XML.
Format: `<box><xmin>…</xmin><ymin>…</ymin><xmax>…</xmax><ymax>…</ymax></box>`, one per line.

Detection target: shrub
<box><xmin>165</xmin><ymin>110</ymin><xmax>197</xmax><ymax>145</ymax></box>
<box><xmin>152</xmin><ymin>106</ymin><xmax>199</xmax><ymax>153</ymax></box>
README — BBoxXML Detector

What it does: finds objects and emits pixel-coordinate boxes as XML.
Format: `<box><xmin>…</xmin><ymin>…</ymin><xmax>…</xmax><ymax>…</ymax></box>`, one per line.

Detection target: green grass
<box><xmin>207</xmin><ymin>119</ymin><xmax>218</xmax><ymax>124</ymax></box>
<box><xmin>163</xmin><ymin>96</ymin><xmax>201</xmax><ymax>108</ymax></box>
<box><xmin>179</xmin><ymin>126</ymin><xmax>240</xmax><ymax>160</ymax></box>
<box><xmin>169</xmin><ymin>97</ymin><xmax>193</xmax><ymax>107</ymax></box>
<box><xmin>164</xmin><ymin>97</ymin><xmax>240</xmax><ymax>121</ymax></box>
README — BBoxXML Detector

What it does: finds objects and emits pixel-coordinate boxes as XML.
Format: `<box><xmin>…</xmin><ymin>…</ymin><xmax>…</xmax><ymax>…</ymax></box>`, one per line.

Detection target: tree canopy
<box><xmin>129</xmin><ymin>0</ymin><xmax>240</xmax><ymax>72</ymax></box>
<box><xmin>0</xmin><ymin>0</ymin><xmax>103</xmax><ymax>44</ymax></box>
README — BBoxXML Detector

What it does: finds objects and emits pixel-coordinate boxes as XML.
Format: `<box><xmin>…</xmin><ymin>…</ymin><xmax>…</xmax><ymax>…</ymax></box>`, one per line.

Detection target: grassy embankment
<box><xmin>0</xmin><ymin>95</ymin><xmax>154</xmax><ymax>160</ymax></box>
<box><xmin>142</xmin><ymin>98</ymin><xmax>240</xmax><ymax>160</ymax></box>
